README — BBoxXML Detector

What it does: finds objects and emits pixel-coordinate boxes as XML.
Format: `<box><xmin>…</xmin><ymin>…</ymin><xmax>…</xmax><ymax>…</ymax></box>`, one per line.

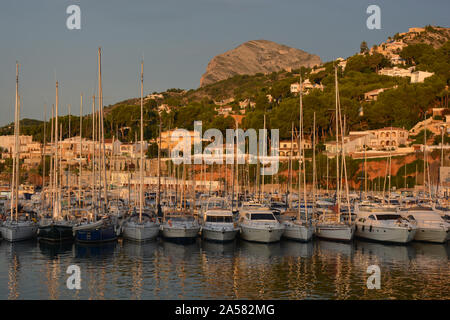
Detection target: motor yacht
<box><xmin>355</xmin><ymin>204</ymin><xmax>416</xmax><ymax>244</ymax></box>
<box><xmin>161</xmin><ymin>210</ymin><xmax>200</xmax><ymax>242</ymax></box>
<box><xmin>238</xmin><ymin>208</ymin><xmax>285</xmax><ymax>243</ymax></box>
<box><xmin>399</xmin><ymin>206</ymin><xmax>449</xmax><ymax>243</ymax></box>
<box><xmin>201</xmin><ymin>209</ymin><xmax>239</xmax><ymax>242</ymax></box>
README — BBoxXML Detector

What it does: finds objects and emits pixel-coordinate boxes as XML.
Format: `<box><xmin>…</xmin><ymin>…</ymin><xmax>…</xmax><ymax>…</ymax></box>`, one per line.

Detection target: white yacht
<box><xmin>201</xmin><ymin>209</ymin><xmax>240</xmax><ymax>242</ymax></box>
<box><xmin>122</xmin><ymin>211</ymin><xmax>160</xmax><ymax>242</ymax></box>
<box><xmin>280</xmin><ymin>210</ymin><xmax>313</xmax><ymax>242</ymax></box>
<box><xmin>1</xmin><ymin>218</ymin><xmax>37</xmax><ymax>242</ymax></box>
<box><xmin>315</xmin><ymin>209</ymin><xmax>355</xmax><ymax>242</ymax></box>
<box><xmin>355</xmin><ymin>205</ymin><xmax>416</xmax><ymax>244</ymax></box>
<box><xmin>399</xmin><ymin>206</ymin><xmax>448</xmax><ymax>243</ymax></box>
<box><xmin>1</xmin><ymin>63</ymin><xmax>37</xmax><ymax>242</ymax></box>
<box><xmin>122</xmin><ymin>60</ymin><xmax>161</xmax><ymax>243</ymax></box>
<box><xmin>239</xmin><ymin>209</ymin><xmax>285</xmax><ymax>243</ymax></box>
<box><xmin>315</xmin><ymin>222</ymin><xmax>355</xmax><ymax>242</ymax></box>
<box><xmin>161</xmin><ymin>211</ymin><xmax>200</xmax><ymax>242</ymax></box>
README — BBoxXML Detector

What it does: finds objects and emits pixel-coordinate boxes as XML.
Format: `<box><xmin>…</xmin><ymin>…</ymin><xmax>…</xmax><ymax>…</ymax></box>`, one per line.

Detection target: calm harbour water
<box><xmin>0</xmin><ymin>238</ymin><xmax>448</xmax><ymax>300</ymax></box>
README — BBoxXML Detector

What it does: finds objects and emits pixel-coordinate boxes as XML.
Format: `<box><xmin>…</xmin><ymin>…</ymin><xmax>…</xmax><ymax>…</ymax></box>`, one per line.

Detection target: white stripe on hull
<box><xmin>240</xmin><ymin>226</ymin><xmax>284</xmax><ymax>243</ymax></box>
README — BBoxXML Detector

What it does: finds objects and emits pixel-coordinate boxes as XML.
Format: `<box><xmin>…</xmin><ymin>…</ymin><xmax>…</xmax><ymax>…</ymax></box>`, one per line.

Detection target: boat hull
<box><xmin>282</xmin><ymin>222</ymin><xmax>314</xmax><ymax>242</ymax></box>
<box><xmin>315</xmin><ymin>224</ymin><xmax>355</xmax><ymax>242</ymax></box>
<box><xmin>38</xmin><ymin>224</ymin><xmax>74</xmax><ymax>242</ymax></box>
<box><xmin>414</xmin><ymin>227</ymin><xmax>448</xmax><ymax>243</ymax></box>
<box><xmin>122</xmin><ymin>223</ymin><xmax>159</xmax><ymax>242</ymax></box>
<box><xmin>202</xmin><ymin>227</ymin><xmax>239</xmax><ymax>242</ymax></box>
<box><xmin>161</xmin><ymin>226</ymin><xmax>200</xmax><ymax>242</ymax></box>
<box><xmin>240</xmin><ymin>225</ymin><xmax>284</xmax><ymax>243</ymax></box>
<box><xmin>355</xmin><ymin>224</ymin><xmax>416</xmax><ymax>244</ymax></box>
<box><xmin>75</xmin><ymin>225</ymin><xmax>118</xmax><ymax>243</ymax></box>
<box><xmin>0</xmin><ymin>222</ymin><xmax>37</xmax><ymax>242</ymax></box>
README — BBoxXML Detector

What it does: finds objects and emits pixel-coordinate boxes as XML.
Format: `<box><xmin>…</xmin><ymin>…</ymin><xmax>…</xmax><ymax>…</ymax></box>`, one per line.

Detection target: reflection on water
<box><xmin>0</xmin><ymin>238</ymin><xmax>448</xmax><ymax>300</ymax></box>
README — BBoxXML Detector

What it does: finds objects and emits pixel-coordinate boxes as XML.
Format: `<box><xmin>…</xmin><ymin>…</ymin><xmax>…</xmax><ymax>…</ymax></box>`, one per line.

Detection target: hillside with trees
<box><xmin>1</xmin><ymin>30</ymin><xmax>448</xmax><ymax>145</ymax></box>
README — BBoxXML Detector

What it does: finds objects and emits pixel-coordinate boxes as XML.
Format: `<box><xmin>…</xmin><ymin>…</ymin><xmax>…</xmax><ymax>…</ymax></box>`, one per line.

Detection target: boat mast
<box><xmin>287</xmin><ymin>122</ymin><xmax>293</xmax><ymax>208</ymax></box>
<box><xmin>139</xmin><ymin>59</ymin><xmax>144</xmax><ymax>223</ymax></box>
<box><xmin>53</xmin><ymin>81</ymin><xmax>59</xmax><ymax>219</ymax></box>
<box><xmin>364</xmin><ymin>138</ymin><xmax>367</xmax><ymax>199</ymax></box>
<box><xmin>49</xmin><ymin>105</ymin><xmax>54</xmax><ymax>214</ymax></box>
<box><xmin>339</xmin><ymin>114</ymin><xmax>352</xmax><ymax>222</ymax></box>
<box><xmin>91</xmin><ymin>95</ymin><xmax>96</xmax><ymax>220</ymax></box>
<box><xmin>297</xmin><ymin>75</ymin><xmax>302</xmax><ymax>221</ymax></box>
<box><xmin>10</xmin><ymin>62</ymin><xmax>19</xmax><ymax>221</ymax></box>
<box><xmin>301</xmin><ymin>78</ymin><xmax>308</xmax><ymax>222</ymax></box>
<box><xmin>334</xmin><ymin>67</ymin><xmax>340</xmax><ymax>220</ymax></box>
<box><xmin>231</xmin><ymin>125</ymin><xmax>235</xmax><ymax>211</ymax></box>
<box><xmin>312</xmin><ymin>112</ymin><xmax>316</xmax><ymax>209</ymax></box>
<box><xmin>235</xmin><ymin>121</ymin><xmax>239</xmax><ymax>208</ymax></box>
<box><xmin>42</xmin><ymin>104</ymin><xmax>46</xmax><ymax>213</ymax></box>
<box><xmin>98</xmin><ymin>47</ymin><xmax>108</xmax><ymax>209</ymax></box>
<box><xmin>326</xmin><ymin>154</ymin><xmax>329</xmax><ymax>195</ymax></box>
<box><xmin>388</xmin><ymin>126</ymin><xmax>393</xmax><ymax>204</ymax></box>
<box><xmin>157</xmin><ymin>112</ymin><xmax>162</xmax><ymax>215</ymax></box>
<box><xmin>79</xmin><ymin>94</ymin><xmax>83</xmax><ymax>208</ymax></box>
<box><xmin>262</xmin><ymin>114</ymin><xmax>266</xmax><ymax>202</ymax></box>
<box><xmin>68</xmin><ymin>104</ymin><xmax>71</xmax><ymax>213</ymax></box>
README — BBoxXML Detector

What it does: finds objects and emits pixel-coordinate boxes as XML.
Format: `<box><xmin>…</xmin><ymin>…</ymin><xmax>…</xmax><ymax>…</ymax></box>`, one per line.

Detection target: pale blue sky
<box><xmin>0</xmin><ymin>0</ymin><xmax>448</xmax><ymax>125</ymax></box>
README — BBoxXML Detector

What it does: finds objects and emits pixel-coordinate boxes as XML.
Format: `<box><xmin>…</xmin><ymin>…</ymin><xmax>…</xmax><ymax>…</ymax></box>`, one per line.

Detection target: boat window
<box><xmin>368</xmin><ymin>215</ymin><xmax>376</xmax><ymax>220</ymax></box>
<box><xmin>206</xmin><ymin>216</ymin><xmax>233</xmax><ymax>223</ymax></box>
<box><xmin>407</xmin><ymin>215</ymin><xmax>415</xmax><ymax>221</ymax></box>
<box><xmin>251</xmin><ymin>213</ymin><xmax>275</xmax><ymax>220</ymax></box>
<box><xmin>375</xmin><ymin>214</ymin><xmax>402</xmax><ymax>220</ymax></box>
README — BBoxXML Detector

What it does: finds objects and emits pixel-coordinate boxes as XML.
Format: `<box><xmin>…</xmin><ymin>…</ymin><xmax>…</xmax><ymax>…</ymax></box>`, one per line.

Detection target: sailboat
<box><xmin>0</xmin><ymin>63</ymin><xmax>38</xmax><ymax>242</ymax></box>
<box><xmin>315</xmin><ymin>67</ymin><xmax>355</xmax><ymax>242</ymax></box>
<box><xmin>74</xmin><ymin>48</ymin><xmax>119</xmax><ymax>243</ymax></box>
<box><xmin>281</xmin><ymin>75</ymin><xmax>313</xmax><ymax>242</ymax></box>
<box><xmin>38</xmin><ymin>81</ymin><xmax>75</xmax><ymax>242</ymax></box>
<box><xmin>122</xmin><ymin>59</ymin><xmax>160</xmax><ymax>242</ymax></box>
<box><xmin>161</xmin><ymin>164</ymin><xmax>201</xmax><ymax>243</ymax></box>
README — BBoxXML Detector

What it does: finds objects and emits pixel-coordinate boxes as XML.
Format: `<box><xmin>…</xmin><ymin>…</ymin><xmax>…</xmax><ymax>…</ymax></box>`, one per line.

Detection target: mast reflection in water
<box><xmin>0</xmin><ymin>239</ymin><xmax>448</xmax><ymax>299</ymax></box>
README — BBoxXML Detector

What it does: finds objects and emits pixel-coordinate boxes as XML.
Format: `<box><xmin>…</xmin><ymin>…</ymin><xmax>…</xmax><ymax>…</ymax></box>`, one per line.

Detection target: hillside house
<box><xmin>410</xmin><ymin>71</ymin><xmax>434</xmax><ymax>83</ymax></box>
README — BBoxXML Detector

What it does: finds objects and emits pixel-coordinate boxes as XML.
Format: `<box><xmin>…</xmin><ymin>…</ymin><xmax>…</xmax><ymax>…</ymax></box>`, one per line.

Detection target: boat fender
<box><xmin>168</xmin><ymin>219</ymin><xmax>172</xmax><ymax>227</ymax></box>
<box><xmin>369</xmin><ymin>225</ymin><xmax>373</xmax><ymax>232</ymax></box>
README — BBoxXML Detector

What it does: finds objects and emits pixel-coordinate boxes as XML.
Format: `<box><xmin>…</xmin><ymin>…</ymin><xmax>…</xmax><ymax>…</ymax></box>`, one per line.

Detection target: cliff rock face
<box><xmin>200</xmin><ymin>40</ymin><xmax>321</xmax><ymax>87</ymax></box>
